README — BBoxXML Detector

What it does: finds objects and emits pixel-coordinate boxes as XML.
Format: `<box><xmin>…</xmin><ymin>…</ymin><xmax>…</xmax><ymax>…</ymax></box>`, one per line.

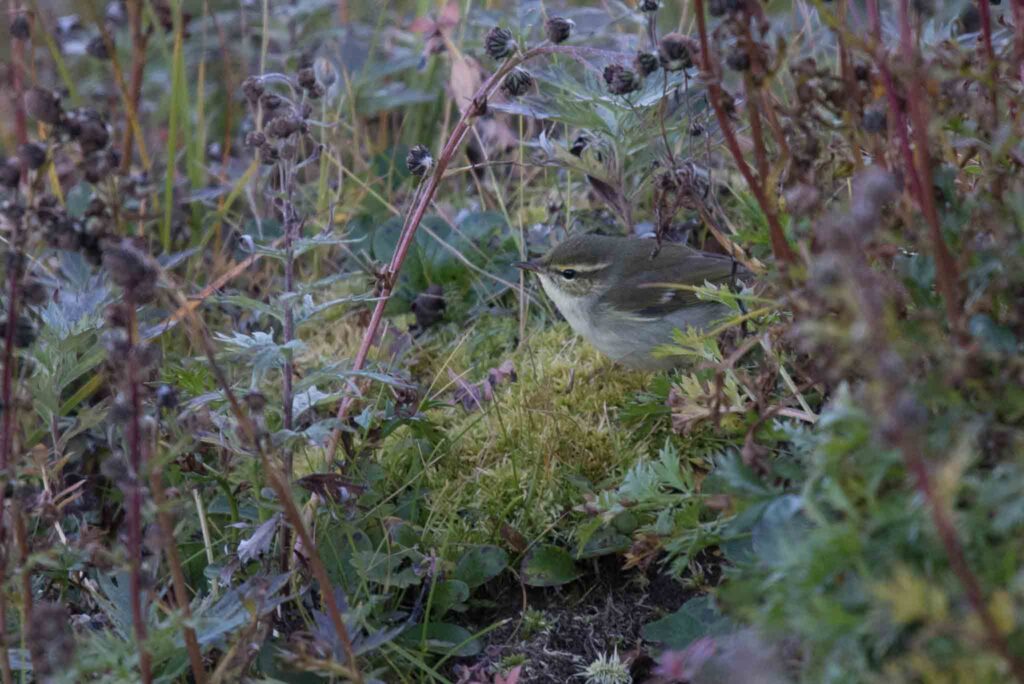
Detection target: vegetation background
<box><xmin>0</xmin><ymin>0</ymin><xmax>1022</xmax><ymax>682</ymax></box>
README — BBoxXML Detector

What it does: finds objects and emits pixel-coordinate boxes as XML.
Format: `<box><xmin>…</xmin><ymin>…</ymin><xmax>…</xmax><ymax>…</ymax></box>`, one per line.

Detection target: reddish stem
<box><xmin>122</xmin><ymin>0</ymin><xmax>148</xmax><ymax>174</ymax></box>
<box><xmin>897</xmin><ymin>0</ymin><xmax>962</xmax><ymax>330</ymax></box>
<box><xmin>977</xmin><ymin>0</ymin><xmax>997</xmax><ymax>126</ymax></box>
<box><xmin>9</xmin><ymin>1</ymin><xmax>28</xmax><ymax>147</ymax></box>
<box><xmin>693</xmin><ymin>0</ymin><xmax>795</xmax><ymax>265</ymax></box>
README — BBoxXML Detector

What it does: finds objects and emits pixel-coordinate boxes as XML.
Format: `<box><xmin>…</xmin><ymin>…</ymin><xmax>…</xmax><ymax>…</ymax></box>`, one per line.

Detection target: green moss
<box><xmin>379</xmin><ymin>316</ymin><xmax>661</xmax><ymax>549</ymax></box>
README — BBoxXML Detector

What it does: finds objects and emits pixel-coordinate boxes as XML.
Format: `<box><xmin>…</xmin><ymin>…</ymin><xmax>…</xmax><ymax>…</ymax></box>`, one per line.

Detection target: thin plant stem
<box><xmin>897</xmin><ymin>0</ymin><xmax>961</xmax><ymax>331</ymax></box>
<box><xmin>8</xmin><ymin>0</ymin><xmax>27</xmax><ymax>147</ymax></box>
<box><xmin>121</xmin><ymin>0</ymin><xmax>148</xmax><ymax>174</ymax></box>
<box><xmin>149</xmin><ymin>469</ymin><xmax>207</xmax><ymax>684</ymax></box>
<box><xmin>125</xmin><ymin>303</ymin><xmax>153</xmax><ymax>684</ymax></box>
<box><xmin>0</xmin><ymin>593</ymin><xmax>11</xmax><ymax>684</ymax></box>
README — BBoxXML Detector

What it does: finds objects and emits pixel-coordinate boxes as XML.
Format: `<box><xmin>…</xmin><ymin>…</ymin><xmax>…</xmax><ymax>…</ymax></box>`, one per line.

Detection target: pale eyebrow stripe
<box><xmin>548</xmin><ymin>261</ymin><xmax>611</xmax><ymax>273</ymax></box>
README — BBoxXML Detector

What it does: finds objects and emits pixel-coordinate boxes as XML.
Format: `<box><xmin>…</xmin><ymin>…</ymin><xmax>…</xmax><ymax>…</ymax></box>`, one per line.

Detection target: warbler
<box><xmin>515</xmin><ymin>234</ymin><xmax>746</xmax><ymax>370</ymax></box>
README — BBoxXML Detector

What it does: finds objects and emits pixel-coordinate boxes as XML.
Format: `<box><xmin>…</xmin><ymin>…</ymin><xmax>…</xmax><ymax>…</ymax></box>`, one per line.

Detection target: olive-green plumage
<box><xmin>516</xmin><ymin>234</ymin><xmax>744</xmax><ymax>369</ymax></box>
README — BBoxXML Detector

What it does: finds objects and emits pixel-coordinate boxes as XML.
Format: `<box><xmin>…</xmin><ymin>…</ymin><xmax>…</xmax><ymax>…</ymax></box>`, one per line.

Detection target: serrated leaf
<box><xmin>237</xmin><ymin>514</ymin><xmax>281</xmax><ymax>564</ymax></box>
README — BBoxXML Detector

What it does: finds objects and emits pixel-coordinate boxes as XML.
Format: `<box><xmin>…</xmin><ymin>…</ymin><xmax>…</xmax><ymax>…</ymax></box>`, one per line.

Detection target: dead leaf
<box><xmin>237</xmin><ymin>513</ymin><xmax>281</xmax><ymax>564</ymax></box>
<box><xmin>411</xmin><ymin>0</ymin><xmax>460</xmax><ymax>58</ymax></box>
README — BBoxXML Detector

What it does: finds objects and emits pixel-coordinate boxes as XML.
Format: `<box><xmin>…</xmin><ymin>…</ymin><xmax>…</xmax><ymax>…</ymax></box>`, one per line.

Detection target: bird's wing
<box><xmin>598</xmin><ymin>248</ymin><xmax>741</xmax><ymax>319</ymax></box>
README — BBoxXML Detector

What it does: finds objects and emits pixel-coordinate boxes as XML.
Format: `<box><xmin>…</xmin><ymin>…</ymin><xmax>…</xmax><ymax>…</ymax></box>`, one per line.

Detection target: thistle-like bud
<box><xmin>659</xmin><ymin>33</ymin><xmax>697</xmax><ymax>72</ymax></box>
<box><xmin>266</xmin><ymin>115</ymin><xmax>303</xmax><ymax>139</ymax></box>
<box><xmin>500</xmin><ymin>68</ymin><xmax>534</xmax><ymax>97</ymax></box>
<box><xmin>545</xmin><ymin>17</ymin><xmax>573</xmax><ymax>44</ymax></box>
<box><xmin>634</xmin><ymin>51</ymin><xmax>660</xmax><ymax>78</ymax></box>
<box><xmin>639</xmin><ymin>0</ymin><xmax>660</xmax><ymax>11</ymax></box>
<box><xmin>603</xmin><ymin>64</ymin><xmax>639</xmax><ymax>96</ymax></box>
<box><xmin>406</xmin><ymin>144</ymin><xmax>434</xmax><ymax>177</ymax></box>
<box><xmin>484</xmin><ymin>26</ymin><xmax>517</xmax><ymax>60</ymax></box>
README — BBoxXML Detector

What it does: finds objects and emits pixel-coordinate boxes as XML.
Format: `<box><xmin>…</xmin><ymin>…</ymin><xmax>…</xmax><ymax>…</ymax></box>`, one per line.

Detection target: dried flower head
<box><xmin>501</xmin><ymin>68</ymin><xmax>534</xmax><ymax>97</ymax></box>
<box><xmin>639</xmin><ymin>0</ymin><xmax>660</xmax><ymax>11</ymax></box>
<box><xmin>406</xmin><ymin>144</ymin><xmax>434</xmax><ymax>177</ymax></box>
<box><xmin>244</xmin><ymin>131</ymin><xmax>267</xmax><ymax>148</ymax></box>
<box><xmin>242</xmin><ymin>76</ymin><xmax>265</xmax><ymax>104</ymax></box>
<box><xmin>862</xmin><ymin>108</ymin><xmax>886</xmax><ymax>134</ymax></box>
<box><xmin>545</xmin><ymin>17</ymin><xmax>573</xmax><ymax>44</ymax></box>
<box><xmin>297</xmin><ymin>67</ymin><xmax>317</xmax><ymax>90</ymax></box>
<box><xmin>86</xmin><ymin>35</ymin><xmax>111</xmax><ymax>59</ymax></box>
<box><xmin>0</xmin><ymin>159</ymin><xmax>21</xmax><ymax>189</ymax></box>
<box><xmin>24</xmin><ymin>87</ymin><xmax>63</xmax><ymax>125</ymax></box>
<box><xmin>65</xmin><ymin>108</ymin><xmax>111</xmax><ymax>154</ymax></box>
<box><xmin>0</xmin><ymin>315</ymin><xmax>37</xmax><ymax>348</ymax></box>
<box><xmin>102</xmin><ymin>238</ymin><xmax>158</xmax><ymax>304</ymax></box>
<box><xmin>726</xmin><ymin>48</ymin><xmax>751</xmax><ymax>72</ymax></box>
<box><xmin>484</xmin><ymin>26</ymin><xmax>517</xmax><ymax>60</ymax></box>
<box><xmin>634</xmin><ymin>51</ymin><xmax>660</xmax><ymax>78</ymax></box>
<box><xmin>266</xmin><ymin>114</ymin><xmax>304</xmax><ymax>139</ymax></box>
<box><xmin>659</xmin><ymin>32</ymin><xmax>697</xmax><ymax>71</ymax></box>
<box><xmin>9</xmin><ymin>14</ymin><xmax>30</xmax><ymax>39</ymax></box>
<box><xmin>17</xmin><ymin>142</ymin><xmax>46</xmax><ymax>171</ymax></box>
<box><xmin>603</xmin><ymin>64</ymin><xmax>639</xmax><ymax>96</ymax></box>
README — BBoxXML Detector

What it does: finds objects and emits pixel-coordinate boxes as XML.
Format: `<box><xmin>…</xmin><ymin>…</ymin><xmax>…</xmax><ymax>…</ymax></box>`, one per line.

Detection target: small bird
<box><xmin>515</xmin><ymin>234</ymin><xmax>746</xmax><ymax>370</ymax></box>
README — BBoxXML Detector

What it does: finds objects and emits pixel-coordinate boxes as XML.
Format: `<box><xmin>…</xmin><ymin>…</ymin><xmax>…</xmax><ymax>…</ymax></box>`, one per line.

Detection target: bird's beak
<box><xmin>513</xmin><ymin>260</ymin><xmax>542</xmax><ymax>273</ymax></box>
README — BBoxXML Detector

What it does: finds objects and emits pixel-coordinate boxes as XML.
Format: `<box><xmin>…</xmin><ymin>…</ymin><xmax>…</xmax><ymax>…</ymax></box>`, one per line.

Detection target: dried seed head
<box><xmin>65</xmin><ymin>108</ymin><xmax>111</xmax><ymax>154</ymax></box>
<box><xmin>266</xmin><ymin>115</ymin><xmax>303</xmax><ymax>139</ymax></box>
<box><xmin>659</xmin><ymin>33</ymin><xmax>697</xmax><ymax>72</ymax></box>
<box><xmin>0</xmin><ymin>315</ymin><xmax>36</xmax><ymax>348</ymax></box>
<box><xmin>297</xmin><ymin>67</ymin><xmax>318</xmax><ymax>90</ymax></box>
<box><xmin>17</xmin><ymin>142</ymin><xmax>47</xmax><ymax>170</ymax></box>
<box><xmin>24</xmin><ymin>88</ymin><xmax>63</xmax><ymax>125</ymax></box>
<box><xmin>501</xmin><ymin>68</ymin><xmax>534</xmax><ymax>97</ymax></box>
<box><xmin>0</xmin><ymin>159</ymin><xmax>20</xmax><ymax>188</ymax></box>
<box><xmin>485</xmin><ymin>26</ymin><xmax>517</xmax><ymax>60</ymax></box>
<box><xmin>244</xmin><ymin>390</ymin><xmax>267</xmax><ymax>413</ymax></box>
<box><xmin>639</xmin><ymin>0</ymin><xmax>660</xmax><ymax>11</ymax></box>
<box><xmin>259</xmin><ymin>92</ymin><xmax>286</xmax><ymax>112</ymax></box>
<box><xmin>21</xmin><ymin>279</ymin><xmax>49</xmax><ymax>307</ymax></box>
<box><xmin>259</xmin><ymin>143</ymin><xmax>279</xmax><ymax>165</ymax></box>
<box><xmin>853</xmin><ymin>62</ymin><xmax>871</xmax><ymax>81</ymax></box>
<box><xmin>9</xmin><ymin>14</ymin><xmax>30</xmax><ymax>39</ymax></box>
<box><xmin>603</xmin><ymin>64</ymin><xmax>640</xmax><ymax>96</ymax></box>
<box><xmin>86</xmin><ymin>35</ymin><xmax>111</xmax><ymax>59</ymax></box>
<box><xmin>955</xmin><ymin>4</ymin><xmax>981</xmax><ymax>35</ymax></box>
<box><xmin>862</xmin><ymin>108</ymin><xmax>886</xmax><ymax>134</ymax></box>
<box><xmin>545</xmin><ymin>16</ymin><xmax>573</xmax><ymax>44</ymax></box>
<box><xmin>406</xmin><ymin>144</ymin><xmax>434</xmax><ymax>177</ymax></box>
<box><xmin>83</xmin><ymin>149</ymin><xmax>120</xmax><ymax>184</ymax></box>
<box><xmin>634</xmin><ymin>51</ymin><xmax>660</xmax><ymax>78</ymax></box>
<box><xmin>156</xmin><ymin>384</ymin><xmax>179</xmax><ymax>410</ymax></box>
<box><xmin>244</xmin><ymin>131</ymin><xmax>266</xmax><ymax>148</ymax></box>
<box><xmin>101</xmin><ymin>238</ymin><xmax>158</xmax><ymax>303</ymax></box>
<box><xmin>306</xmin><ymin>82</ymin><xmax>326</xmax><ymax>99</ymax></box>
<box><xmin>242</xmin><ymin>76</ymin><xmax>265</xmax><ymax>104</ymax></box>
<box><xmin>726</xmin><ymin>48</ymin><xmax>751</xmax><ymax>72</ymax></box>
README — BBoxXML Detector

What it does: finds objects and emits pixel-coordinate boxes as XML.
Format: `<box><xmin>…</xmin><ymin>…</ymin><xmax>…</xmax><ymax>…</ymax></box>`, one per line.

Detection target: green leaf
<box><xmin>429</xmin><ymin>579</ymin><xmax>470</xmax><ymax>617</ymax></box>
<box><xmin>641</xmin><ymin>595</ymin><xmax>733</xmax><ymax>650</ymax></box>
<box><xmin>399</xmin><ymin>623</ymin><xmax>482</xmax><ymax>657</ymax></box>
<box><xmin>454</xmin><ymin>545</ymin><xmax>508</xmax><ymax>589</ymax></box>
<box><xmin>521</xmin><ymin>545</ymin><xmax>580</xmax><ymax>587</ymax></box>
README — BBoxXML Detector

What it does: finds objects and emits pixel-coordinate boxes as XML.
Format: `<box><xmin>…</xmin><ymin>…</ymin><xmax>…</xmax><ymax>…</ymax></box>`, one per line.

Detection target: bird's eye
<box><xmin>561</xmin><ymin>269</ymin><xmax>577</xmax><ymax>280</ymax></box>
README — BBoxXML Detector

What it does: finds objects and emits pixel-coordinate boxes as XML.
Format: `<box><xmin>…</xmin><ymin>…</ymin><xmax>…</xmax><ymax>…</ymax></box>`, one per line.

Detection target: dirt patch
<box><xmin>451</xmin><ymin>558</ymin><xmax>698</xmax><ymax>683</ymax></box>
